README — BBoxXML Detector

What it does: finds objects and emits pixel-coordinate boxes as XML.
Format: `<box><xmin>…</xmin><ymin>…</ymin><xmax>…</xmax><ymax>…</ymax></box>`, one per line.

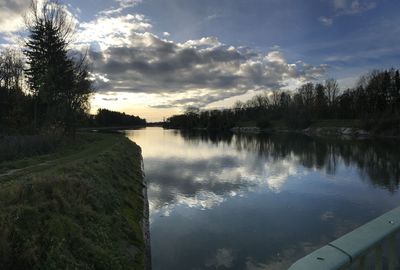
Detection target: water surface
<box><xmin>126</xmin><ymin>127</ymin><xmax>400</xmax><ymax>270</ymax></box>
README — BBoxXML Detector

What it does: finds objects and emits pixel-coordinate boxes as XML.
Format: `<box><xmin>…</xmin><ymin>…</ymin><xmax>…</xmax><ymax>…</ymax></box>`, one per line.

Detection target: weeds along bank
<box><xmin>0</xmin><ymin>133</ymin><xmax>149</xmax><ymax>270</ymax></box>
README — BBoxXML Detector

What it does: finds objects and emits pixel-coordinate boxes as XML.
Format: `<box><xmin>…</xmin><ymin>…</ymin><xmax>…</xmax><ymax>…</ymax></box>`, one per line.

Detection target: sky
<box><xmin>0</xmin><ymin>0</ymin><xmax>399</xmax><ymax>121</ymax></box>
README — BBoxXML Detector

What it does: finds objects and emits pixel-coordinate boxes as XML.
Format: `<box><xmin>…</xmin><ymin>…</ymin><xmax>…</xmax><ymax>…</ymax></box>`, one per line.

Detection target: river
<box><xmin>125</xmin><ymin>127</ymin><xmax>400</xmax><ymax>270</ymax></box>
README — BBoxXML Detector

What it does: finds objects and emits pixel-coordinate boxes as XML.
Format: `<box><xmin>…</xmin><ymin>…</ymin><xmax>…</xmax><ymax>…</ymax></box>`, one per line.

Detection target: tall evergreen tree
<box><xmin>24</xmin><ymin>0</ymin><xmax>91</xmax><ymax>133</ymax></box>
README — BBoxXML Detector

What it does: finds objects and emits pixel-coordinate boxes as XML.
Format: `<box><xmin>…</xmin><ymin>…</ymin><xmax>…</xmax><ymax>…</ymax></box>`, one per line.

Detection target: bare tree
<box><xmin>325</xmin><ymin>79</ymin><xmax>339</xmax><ymax>107</ymax></box>
<box><xmin>271</xmin><ymin>90</ymin><xmax>281</xmax><ymax>108</ymax></box>
<box><xmin>25</xmin><ymin>0</ymin><xmax>75</xmax><ymax>45</ymax></box>
<box><xmin>0</xmin><ymin>49</ymin><xmax>24</xmax><ymax>91</ymax></box>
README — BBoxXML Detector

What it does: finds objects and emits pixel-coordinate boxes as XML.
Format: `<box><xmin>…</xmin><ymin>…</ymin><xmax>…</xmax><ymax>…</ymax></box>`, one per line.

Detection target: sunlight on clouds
<box><xmin>265</xmin><ymin>51</ymin><xmax>286</xmax><ymax>64</ymax></box>
<box><xmin>0</xmin><ymin>1</ymin><xmax>29</xmax><ymax>32</ymax></box>
<box><xmin>182</xmin><ymin>36</ymin><xmax>222</xmax><ymax>48</ymax></box>
<box><xmin>0</xmin><ymin>0</ymin><xmax>56</xmax><ymax>33</ymax></box>
<box><xmin>77</xmin><ymin>14</ymin><xmax>151</xmax><ymax>50</ymax></box>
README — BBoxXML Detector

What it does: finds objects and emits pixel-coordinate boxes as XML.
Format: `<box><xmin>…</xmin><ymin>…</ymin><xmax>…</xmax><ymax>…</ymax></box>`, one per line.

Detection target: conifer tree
<box><xmin>24</xmin><ymin>0</ymin><xmax>91</xmax><ymax>134</ymax></box>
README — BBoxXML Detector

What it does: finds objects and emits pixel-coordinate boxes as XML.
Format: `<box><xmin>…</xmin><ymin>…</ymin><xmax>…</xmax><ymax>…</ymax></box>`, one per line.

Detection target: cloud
<box><xmin>83</xmin><ymin>22</ymin><xmax>327</xmax><ymax>108</ymax></box>
<box><xmin>182</xmin><ymin>36</ymin><xmax>222</xmax><ymax>48</ymax></box>
<box><xmin>319</xmin><ymin>16</ymin><xmax>333</xmax><ymax>26</ymax></box>
<box><xmin>333</xmin><ymin>0</ymin><xmax>348</xmax><ymax>10</ymax></box>
<box><xmin>98</xmin><ymin>0</ymin><xmax>142</xmax><ymax>15</ymax></box>
<box><xmin>336</xmin><ymin>0</ymin><xmax>377</xmax><ymax>15</ymax></box>
<box><xmin>149</xmin><ymin>104</ymin><xmax>175</xmax><ymax>109</ymax></box>
<box><xmin>116</xmin><ymin>0</ymin><xmax>142</xmax><ymax>8</ymax></box>
<box><xmin>76</xmin><ymin>14</ymin><xmax>152</xmax><ymax>50</ymax></box>
<box><xmin>320</xmin><ymin>0</ymin><xmax>377</xmax><ymax>26</ymax></box>
<box><xmin>1</xmin><ymin>1</ymin><xmax>329</xmax><ymax>109</ymax></box>
<box><xmin>0</xmin><ymin>0</ymin><xmax>47</xmax><ymax>33</ymax></box>
<box><xmin>0</xmin><ymin>0</ymin><xmax>79</xmax><ymax>48</ymax></box>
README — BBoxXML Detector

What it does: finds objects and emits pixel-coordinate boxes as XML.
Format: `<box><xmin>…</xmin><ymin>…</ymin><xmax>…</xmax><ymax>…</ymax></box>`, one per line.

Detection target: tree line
<box><xmin>164</xmin><ymin>69</ymin><xmax>400</xmax><ymax>134</ymax></box>
<box><xmin>84</xmin><ymin>109</ymin><xmax>146</xmax><ymax>127</ymax></box>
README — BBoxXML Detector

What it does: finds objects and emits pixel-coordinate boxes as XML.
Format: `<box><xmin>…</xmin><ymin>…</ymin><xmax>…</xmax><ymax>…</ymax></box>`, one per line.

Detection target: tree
<box><xmin>24</xmin><ymin>0</ymin><xmax>91</xmax><ymax>134</ymax></box>
<box><xmin>0</xmin><ymin>49</ymin><xmax>24</xmax><ymax>91</ymax></box>
<box><xmin>298</xmin><ymin>83</ymin><xmax>314</xmax><ymax>111</ymax></box>
<box><xmin>62</xmin><ymin>54</ymin><xmax>92</xmax><ymax>134</ymax></box>
<box><xmin>395</xmin><ymin>70</ymin><xmax>400</xmax><ymax>113</ymax></box>
<box><xmin>314</xmin><ymin>83</ymin><xmax>327</xmax><ymax>118</ymax></box>
<box><xmin>0</xmin><ymin>49</ymin><xmax>29</xmax><ymax>131</ymax></box>
<box><xmin>325</xmin><ymin>79</ymin><xmax>339</xmax><ymax>108</ymax></box>
<box><xmin>278</xmin><ymin>92</ymin><xmax>291</xmax><ymax>111</ymax></box>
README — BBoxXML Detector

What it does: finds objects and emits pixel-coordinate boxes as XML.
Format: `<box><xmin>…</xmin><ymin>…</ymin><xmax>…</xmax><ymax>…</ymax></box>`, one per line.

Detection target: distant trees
<box><xmin>24</xmin><ymin>0</ymin><xmax>92</xmax><ymax>134</ymax></box>
<box><xmin>165</xmin><ymin>109</ymin><xmax>234</xmax><ymax>130</ymax></box>
<box><xmin>165</xmin><ymin>69</ymin><xmax>400</xmax><ymax>134</ymax></box>
<box><xmin>95</xmin><ymin>109</ymin><xmax>146</xmax><ymax>127</ymax></box>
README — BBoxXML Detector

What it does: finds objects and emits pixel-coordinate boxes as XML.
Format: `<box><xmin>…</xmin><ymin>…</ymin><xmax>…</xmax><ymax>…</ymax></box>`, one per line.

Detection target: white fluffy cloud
<box><xmin>79</xmin><ymin>12</ymin><xmax>328</xmax><ymax>108</ymax></box>
<box><xmin>0</xmin><ymin>0</ymin><xmax>32</xmax><ymax>32</ymax></box>
<box><xmin>76</xmin><ymin>14</ymin><xmax>151</xmax><ymax>50</ymax></box>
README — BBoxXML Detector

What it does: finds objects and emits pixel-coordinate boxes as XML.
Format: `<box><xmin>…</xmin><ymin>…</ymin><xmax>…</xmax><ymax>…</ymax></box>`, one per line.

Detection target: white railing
<box><xmin>289</xmin><ymin>206</ymin><xmax>400</xmax><ymax>270</ymax></box>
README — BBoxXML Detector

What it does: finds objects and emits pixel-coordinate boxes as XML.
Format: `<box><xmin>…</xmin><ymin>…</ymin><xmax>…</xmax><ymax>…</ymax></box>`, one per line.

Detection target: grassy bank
<box><xmin>0</xmin><ymin>133</ymin><xmax>148</xmax><ymax>269</ymax></box>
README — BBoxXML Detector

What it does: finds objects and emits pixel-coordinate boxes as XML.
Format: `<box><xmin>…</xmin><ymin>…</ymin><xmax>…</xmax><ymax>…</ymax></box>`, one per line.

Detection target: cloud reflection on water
<box><xmin>125</xmin><ymin>128</ymin><xmax>400</xmax><ymax>270</ymax></box>
<box><xmin>126</xmin><ymin>128</ymin><xmax>400</xmax><ymax>215</ymax></box>
<box><xmin>143</xmin><ymin>145</ymin><xmax>302</xmax><ymax>216</ymax></box>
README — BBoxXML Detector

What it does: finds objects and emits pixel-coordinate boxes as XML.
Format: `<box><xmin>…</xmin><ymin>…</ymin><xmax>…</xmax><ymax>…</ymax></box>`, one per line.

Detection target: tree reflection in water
<box><xmin>126</xmin><ymin>128</ymin><xmax>400</xmax><ymax>270</ymax></box>
<box><xmin>180</xmin><ymin>130</ymin><xmax>400</xmax><ymax>192</ymax></box>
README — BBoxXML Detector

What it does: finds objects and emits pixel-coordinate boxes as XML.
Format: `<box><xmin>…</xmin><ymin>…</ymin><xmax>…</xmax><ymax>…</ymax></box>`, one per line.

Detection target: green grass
<box><xmin>0</xmin><ymin>133</ymin><xmax>103</xmax><ymax>174</ymax></box>
<box><xmin>0</xmin><ymin>133</ymin><xmax>146</xmax><ymax>269</ymax></box>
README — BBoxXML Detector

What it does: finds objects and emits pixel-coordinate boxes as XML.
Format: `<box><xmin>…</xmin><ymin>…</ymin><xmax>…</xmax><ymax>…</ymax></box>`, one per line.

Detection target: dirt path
<box><xmin>0</xmin><ymin>134</ymin><xmax>118</xmax><ymax>181</ymax></box>
<box><xmin>0</xmin><ymin>161</ymin><xmax>50</xmax><ymax>178</ymax></box>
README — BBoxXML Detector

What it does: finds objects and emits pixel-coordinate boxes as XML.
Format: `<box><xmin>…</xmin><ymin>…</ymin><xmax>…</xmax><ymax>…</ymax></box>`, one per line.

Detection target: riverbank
<box><xmin>0</xmin><ymin>133</ymin><xmax>150</xmax><ymax>269</ymax></box>
<box><xmin>78</xmin><ymin>125</ymin><xmax>146</xmax><ymax>132</ymax></box>
<box><xmin>231</xmin><ymin>126</ymin><xmax>371</xmax><ymax>137</ymax></box>
<box><xmin>230</xmin><ymin>119</ymin><xmax>399</xmax><ymax>139</ymax></box>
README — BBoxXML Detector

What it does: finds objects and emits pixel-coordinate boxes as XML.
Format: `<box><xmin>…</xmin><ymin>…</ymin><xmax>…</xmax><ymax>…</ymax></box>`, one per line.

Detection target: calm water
<box><xmin>125</xmin><ymin>127</ymin><xmax>400</xmax><ymax>270</ymax></box>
